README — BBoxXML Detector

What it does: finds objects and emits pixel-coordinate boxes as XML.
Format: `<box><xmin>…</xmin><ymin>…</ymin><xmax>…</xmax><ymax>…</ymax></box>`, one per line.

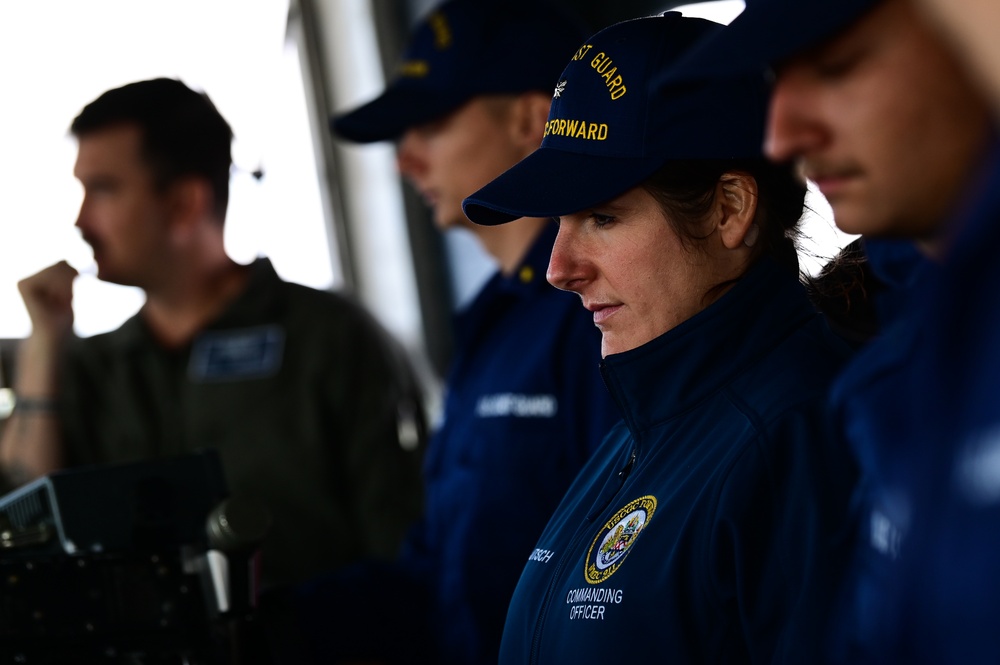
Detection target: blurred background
<box><xmin>0</xmin><ymin>0</ymin><xmax>852</xmax><ymax>397</ymax></box>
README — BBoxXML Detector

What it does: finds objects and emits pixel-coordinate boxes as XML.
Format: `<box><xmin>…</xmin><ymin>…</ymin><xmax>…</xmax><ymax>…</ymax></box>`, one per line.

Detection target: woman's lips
<box><xmin>591</xmin><ymin>303</ymin><xmax>623</xmax><ymax>325</ymax></box>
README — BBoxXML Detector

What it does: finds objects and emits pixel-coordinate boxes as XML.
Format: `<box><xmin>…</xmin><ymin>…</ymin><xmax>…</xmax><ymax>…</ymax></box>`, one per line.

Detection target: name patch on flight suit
<box><xmin>188</xmin><ymin>325</ymin><xmax>285</xmax><ymax>383</ymax></box>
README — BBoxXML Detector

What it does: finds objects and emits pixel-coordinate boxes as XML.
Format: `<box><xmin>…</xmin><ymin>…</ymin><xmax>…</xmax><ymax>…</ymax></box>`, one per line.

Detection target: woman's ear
<box><xmin>715</xmin><ymin>172</ymin><xmax>759</xmax><ymax>250</ymax></box>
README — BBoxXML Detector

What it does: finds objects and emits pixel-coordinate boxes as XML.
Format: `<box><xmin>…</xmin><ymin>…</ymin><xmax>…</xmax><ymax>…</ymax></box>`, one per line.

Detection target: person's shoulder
<box><xmin>67</xmin><ymin>313</ymin><xmax>143</xmax><ymax>357</ymax></box>
<box><xmin>705</xmin><ymin>318</ymin><xmax>849</xmax><ymax>476</ymax></box>
<box><xmin>274</xmin><ymin>278</ymin><xmax>388</xmax><ymax>331</ymax></box>
<box><xmin>721</xmin><ymin>331</ymin><xmax>852</xmax><ymax>490</ymax></box>
<box><xmin>712</xmin><ymin>382</ymin><xmax>854</xmax><ymax>514</ymax></box>
<box><xmin>282</xmin><ymin>280</ymin><xmax>355</xmax><ymax>309</ymax></box>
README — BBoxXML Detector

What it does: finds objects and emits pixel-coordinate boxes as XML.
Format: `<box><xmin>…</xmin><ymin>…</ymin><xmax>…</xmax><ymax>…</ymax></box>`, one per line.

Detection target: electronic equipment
<box><xmin>0</xmin><ymin>451</ymin><xmax>270</xmax><ymax>665</ymax></box>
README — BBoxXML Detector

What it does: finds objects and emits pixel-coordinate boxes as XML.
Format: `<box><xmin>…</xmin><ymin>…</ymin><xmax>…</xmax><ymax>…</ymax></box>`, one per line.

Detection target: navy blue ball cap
<box><xmin>668</xmin><ymin>0</ymin><xmax>883</xmax><ymax>82</ymax></box>
<box><xmin>463</xmin><ymin>13</ymin><xmax>771</xmax><ymax>226</ymax></box>
<box><xmin>331</xmin><ymin>0</ymin><xmax>589</xmax><ymax>144</ymax></box>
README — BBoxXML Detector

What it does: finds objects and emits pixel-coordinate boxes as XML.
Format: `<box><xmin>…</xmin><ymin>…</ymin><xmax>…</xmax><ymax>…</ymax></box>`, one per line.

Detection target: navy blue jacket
<box><xmin>404</xmin><ymin>221</ymin><xmax>619</xmax><ymax>664</ymax></box>
<box><xmin>850</xmin><ymin>147</ymin><xmax>1000</xmax><ymax>664</ymax></box>
<box><xmin>822</xmin><ymin>238</ymin><xmax>935</xmax><ymax>664</ymax></box>
<box><xmin>498</xmin><ymin>260</ymin><xmax>856</xmax><ymax>665</ymax></box>
<box><xmin>284</xmin><ymin>222</ymin><xmax>619</xmax><ymax>665</ymax></box>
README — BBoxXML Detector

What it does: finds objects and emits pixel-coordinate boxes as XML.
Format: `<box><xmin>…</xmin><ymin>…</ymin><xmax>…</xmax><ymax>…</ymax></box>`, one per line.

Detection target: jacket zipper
<box><xmin>528</xmin><ymin>446</ymin><xmax>638</xmax><ymax>663</ymax></box>
<box><xmin>527</xmin><ymin>524</ymin><xmax>594</xmax><ymax>665</ymax></box>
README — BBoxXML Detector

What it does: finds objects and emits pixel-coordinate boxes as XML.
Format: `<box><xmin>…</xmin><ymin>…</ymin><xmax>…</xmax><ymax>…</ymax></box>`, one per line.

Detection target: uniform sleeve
<box><xmin>322</xmin><ymin>307</ymin><xmax>427</xmax><ymax>561</ymax></box>
<box><xmin>707</xmin><ymin>404</ymin><xmax>858</xmax><ymax>665</ymax></box>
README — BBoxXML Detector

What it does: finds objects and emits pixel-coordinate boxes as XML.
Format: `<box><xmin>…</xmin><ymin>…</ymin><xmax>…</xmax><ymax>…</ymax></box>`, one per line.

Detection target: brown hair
<box><xmin>641</xmin><ymin>159</ymin><xmax>806</xmax><ymax>276</ymax></box>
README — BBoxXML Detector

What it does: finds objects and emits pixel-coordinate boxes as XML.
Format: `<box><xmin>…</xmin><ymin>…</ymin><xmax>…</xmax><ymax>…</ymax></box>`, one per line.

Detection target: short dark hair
<box><xmin>642</xmin><ymin>159</ymin><xmax>805</xmax><ymax>276</ymax></box>
<box><xmin>71</xmin><ymin>78</ymin><xmax>234</xmax><ymax>220</ymax></box>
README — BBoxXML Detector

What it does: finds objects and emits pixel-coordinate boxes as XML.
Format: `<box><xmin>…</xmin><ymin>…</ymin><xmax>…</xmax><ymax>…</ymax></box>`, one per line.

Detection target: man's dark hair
<box><xmin>71</xmin><ymin>78</ymin><xmax>234</xmax><ymax>221</ymax></box>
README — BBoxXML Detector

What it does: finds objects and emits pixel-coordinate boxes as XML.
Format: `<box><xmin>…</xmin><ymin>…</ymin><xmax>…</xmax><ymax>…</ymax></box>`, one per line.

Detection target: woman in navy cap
<box><xmin>462</xmin><ymin>13</ymin><xmax>857</xmax><ymax>664</ymax></box>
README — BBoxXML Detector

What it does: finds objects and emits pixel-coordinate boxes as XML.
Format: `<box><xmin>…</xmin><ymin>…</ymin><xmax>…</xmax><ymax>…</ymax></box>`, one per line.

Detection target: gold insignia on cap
<box><xmin>572</xmin><ymin>44</ymin><xmax>593</xmax><ymax>61</ymax></box>
<box><xmin>430</xmin><ymin>12</ymin><xmax>452</xmax><ymax>49</ymax></box>
<box><xmin>544</xmin><ymin>117</ymin><xmax>609</xmax><ymax>141</ymax></box>
<box><xmin>400</xmin><ymin>60</ymin><xmax>430</xmax><ymax>78</ymax></box>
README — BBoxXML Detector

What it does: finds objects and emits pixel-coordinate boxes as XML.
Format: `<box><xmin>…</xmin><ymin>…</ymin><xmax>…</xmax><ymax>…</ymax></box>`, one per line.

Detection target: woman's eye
<box><xmin>591</xmin><ymin>213</ymin><xmax>615</xmax><ymax>228</ymax></box>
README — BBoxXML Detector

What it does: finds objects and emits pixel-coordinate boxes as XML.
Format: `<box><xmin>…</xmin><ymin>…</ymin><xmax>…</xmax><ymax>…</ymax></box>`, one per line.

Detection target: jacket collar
<box><xmin>454</xmin><ymin>221</ymin><xmax>559</xmax><ymax>343</ymax></box>
<box><xmin>112</xmin><ymin>257</ymin><xmax>280</xmax><ymax>351</ymax></box>
<box><xmin>600</xmin><ymin>259</ymin><xmax>817</xmax><ymax>440</ymax></box>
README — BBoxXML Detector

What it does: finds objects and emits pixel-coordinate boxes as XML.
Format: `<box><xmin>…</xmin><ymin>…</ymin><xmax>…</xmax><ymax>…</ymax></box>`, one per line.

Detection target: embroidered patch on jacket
<box><xmin>474</xmin><ymin>393</ymin><xmax>557</xmax><ymax>418</ymax></box>
<box><xmin>585</xmin><ymin>495</ymin><xmax>656</xmax><ymax>584</ymax></box>
<box><xmin>188</xmin><ymin>325</ymin><xmax>285</xmax><ymax>382</ymax></box>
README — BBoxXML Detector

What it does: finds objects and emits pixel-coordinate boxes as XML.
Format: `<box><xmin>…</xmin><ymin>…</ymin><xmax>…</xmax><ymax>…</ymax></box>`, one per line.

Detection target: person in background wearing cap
<box><xmin>916</xmin><ymin>0</ymin><xmax>1000</xmax><ymax>113</ymax></box>
<box><xmin>882</xmin><ymin>2</ymin><xmax>1000</xmax><ymax>662</ymax></box>
<box><xmin>270</xmin><ymin>1</ymin><xmax>619</xmax><ymax>664</ymax></box>
<box><xmin>671</xmin><ymin>0</ymin><xmax>997</xmax><ymax>662</ymax></box>
<box><xmin>0</xmin><ymin>78</ymin><xmax>428</xmax><ymax>589</ymax></box>
<box><xmin>462</xmin><ymin>14</ymin><xmax>857</xmax><ymax>664</ymax></box>
<box><xmin>817</xmin><ymin>0</ymin><xmax>1000</xmax><ymax>661</ymax></box>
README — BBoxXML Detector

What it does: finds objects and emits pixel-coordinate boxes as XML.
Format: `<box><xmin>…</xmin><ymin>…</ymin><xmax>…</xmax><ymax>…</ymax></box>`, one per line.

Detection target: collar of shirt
<box><xmin>599</xmin><ymin>258</ymin><xmax>817</xmax><ymax>437</ymax></box>
<box><xmin>453</xmin><ymin>221</ymin><xmax>559</xmax><ymax>347</ymax></box>
<box><xmin>110</xmin><ymin>257</ymin><xmax>280</xmax><ymax>353</ymax></box>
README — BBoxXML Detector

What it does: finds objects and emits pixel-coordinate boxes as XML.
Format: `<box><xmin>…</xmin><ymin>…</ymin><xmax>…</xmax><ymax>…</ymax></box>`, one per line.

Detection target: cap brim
<box><xmin>463</xmin><ymin>147</ymin><xmax>665</xmax><ymax>226</ymax></box>
<box><xmin>331</xmin><ymin>85</ymin><xmax>469</xmax><ymax>144</ymax></box>
<box><xmin>668</xmin><ymin>0</ymin><xmax>881</xmax><ymax>82</ymax></box>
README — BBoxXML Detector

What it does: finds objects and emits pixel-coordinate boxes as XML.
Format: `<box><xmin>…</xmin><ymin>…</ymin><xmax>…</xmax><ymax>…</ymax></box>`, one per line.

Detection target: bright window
<box><xmin>0</xmin><ymin>0</ymin><xmax>335</xmax><ymax>338</ymax></box>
